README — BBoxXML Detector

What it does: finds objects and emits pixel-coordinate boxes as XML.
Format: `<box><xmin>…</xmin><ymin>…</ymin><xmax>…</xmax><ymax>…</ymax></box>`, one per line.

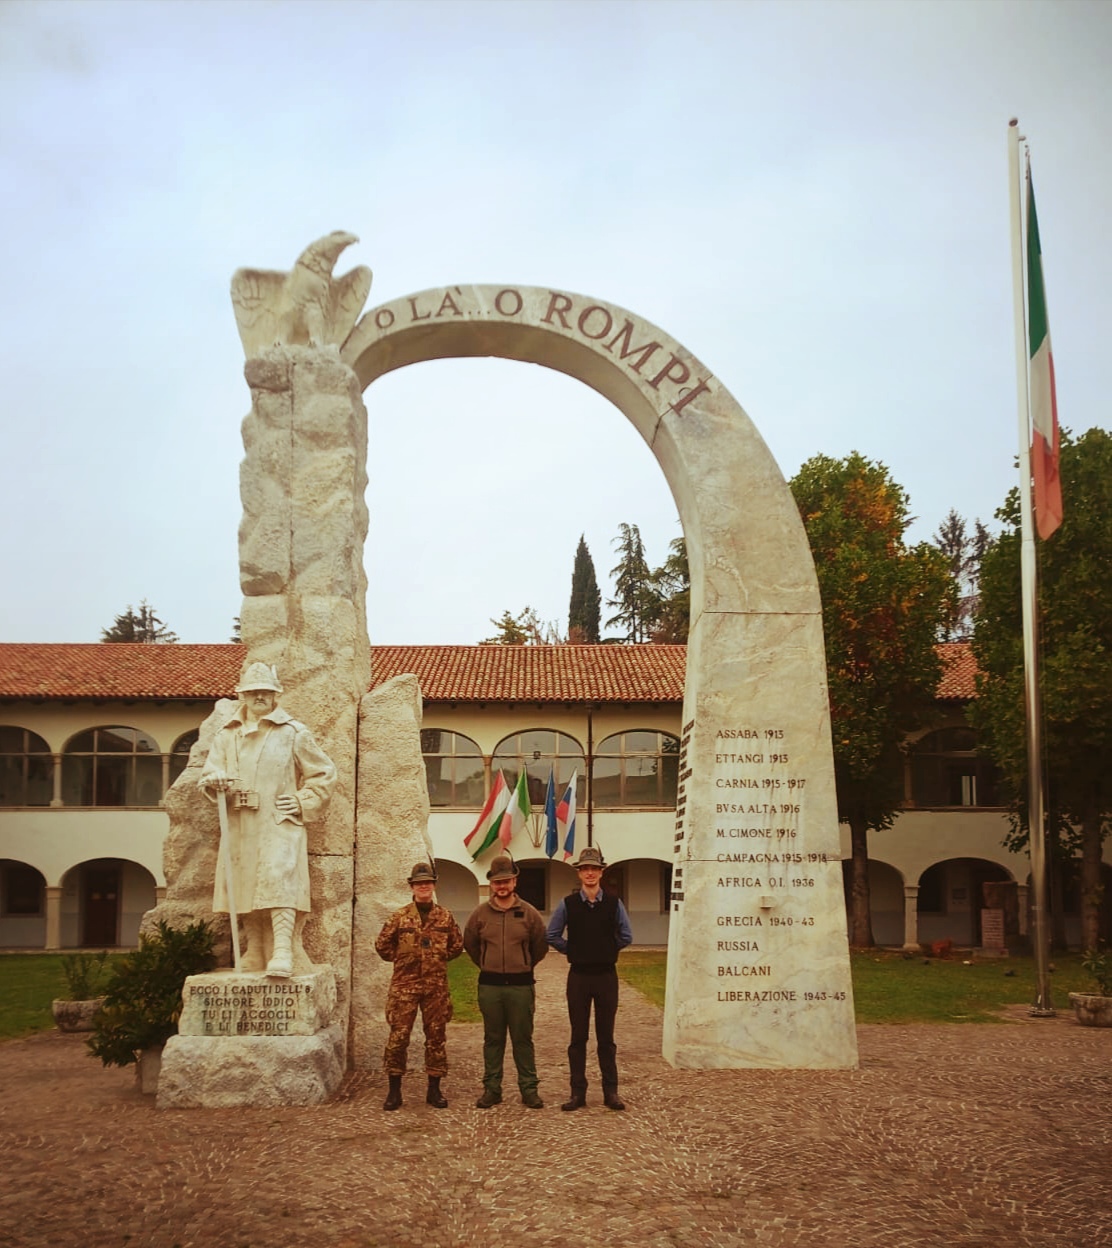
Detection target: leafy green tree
<box><xmin>791</xmin><ymin>453</ymin><xmax>956</xmax><ymax>946</ymax></box>
<box><xmin>482</xmin><ymin>606</ymin><xmax>562</xmax><ymax>645</ymax></box>
<box><xmin>568</xmin><ymin>535</ymin><xmax>601</xmax><ymax>643</ymax></box>
<box><xmin>649</xmin><ymin>535</ymin><xmax>690</xmax><ymax>644</ymax></box>
<box><xmin>971</xmin><ymin>427</ymin><xmax>1112</xmax><ymax>952</ymax></box>
<box><xmin>101</xmin><ymin>600</ymin><xmax>179</xmax><ymax>643</ymax></box>
<box><xmin>933</xmin><ymin>509</ymin><xmax>993</xmax><ymax>641</ymax></box>
<box><xmin>607</xmin><ymin>522</ymin><xmax>655</xmax><ymax>642</ymax></box>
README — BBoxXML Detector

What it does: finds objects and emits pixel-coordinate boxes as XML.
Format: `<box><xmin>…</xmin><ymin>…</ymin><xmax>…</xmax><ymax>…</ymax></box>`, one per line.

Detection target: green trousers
<box><xmin>477</xmin><ymin>982</ymin><xmax>538</xmax><ymax>1096</ymax></box>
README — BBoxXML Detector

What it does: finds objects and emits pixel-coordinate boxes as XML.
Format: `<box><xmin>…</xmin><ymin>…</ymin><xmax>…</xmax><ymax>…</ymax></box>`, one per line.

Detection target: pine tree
<box><xmin>568</xmin><ymin>535</ymin><xmax>601</xmax><ymax>643</ymax></box>
<box><xmin>648</xmin><ymin>536</ymin><xmax>690</xmax><ymax>643</ymax></box>
<box><xmin>606</xmin><ymin>523</ymin><xmax>655</xmax><ymax>643</ymax></box>
<box><xmin>933</xmin><ymin>510</ymin><xmax>993</xmax><ymax>640</ymax></box>
<box><xmin>101</xmin><ymin>600</ymin><xmax>179</xmax><ymax>644</ymax></box>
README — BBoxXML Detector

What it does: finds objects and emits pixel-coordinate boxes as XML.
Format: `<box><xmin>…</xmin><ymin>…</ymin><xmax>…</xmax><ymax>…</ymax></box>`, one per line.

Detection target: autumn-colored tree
<box><xmin>971</xmin><ymin>428</ymin><xmax>1112</xmax><ymax>952</ymax></box>
<box><xmin>790</xmin><ymin>453</ymin><xmax>955</xmax><ymax>946</ymax></box>
<box><xmin>567</xmin><ymin>535</ymin><xmax>601</xmax><ymax>643</ymax></box>
<box><xmin>101</xmin><ymin>600</ymin><xmax>179</xmax><ymax>644</ymax></box>
<box><xmin>482</xmin><ymin>607</ymin><xmax>563</xmax><ymax>645</ymax></box>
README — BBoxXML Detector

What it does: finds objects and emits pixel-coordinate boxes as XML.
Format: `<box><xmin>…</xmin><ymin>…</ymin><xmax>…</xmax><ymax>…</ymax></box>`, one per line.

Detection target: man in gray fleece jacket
<box><xmin>463</xmin><ymin>854</ymin><xmax>549</xmax><ymax>1109</ymax></box>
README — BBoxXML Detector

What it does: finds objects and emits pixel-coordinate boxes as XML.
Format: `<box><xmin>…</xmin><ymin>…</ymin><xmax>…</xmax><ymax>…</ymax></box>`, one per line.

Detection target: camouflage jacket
<box><xmin>375</xmin><ymin>901</ymin><xmax>463</xmax><ymax>987</ymax></box>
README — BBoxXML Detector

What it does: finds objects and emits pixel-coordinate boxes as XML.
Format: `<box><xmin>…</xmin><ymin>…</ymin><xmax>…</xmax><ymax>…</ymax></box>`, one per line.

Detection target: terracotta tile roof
<box><xmin>0</xmin><ymin>641</ymin><xmax>977</xmax><ymax>704</ymax></box>
<box><xmin>0</xmin><ymin>644</ymin><xmax>245</xmax><ymax>701</ymax></box>
<box><xmin>935</xmin><ymin>641</ymin><xmax>978</xmax><ymax>701</ymax></box>
<box><xmin>371</xmin><ymin>644</ymin><xmax>686</xmax><ymax>703</ymax></box>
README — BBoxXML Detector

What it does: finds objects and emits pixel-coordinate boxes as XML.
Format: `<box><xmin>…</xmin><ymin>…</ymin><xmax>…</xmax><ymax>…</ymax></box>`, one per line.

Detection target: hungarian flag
<box><xmin>464</xmin><ymin>769</ymin><xmax>510</xmax><ymax>859</ymax></box>
<box><xmin>498</xmin><ymin>768</ymin><xmax>532</xmax><ymax>849</ymax></box>
<box><xmin>556</xmin><ymin>771</ymin><xmax>577</xmax><ymax>861</ymax></box>
<box><xmin>544</xmin><ymin>767</ymin><xmax>558</xmax><ymax>858</ymax></box>
<box><xmin>1027</xmin><ymin>167</ymin><xmax>1062</xmax><ymax>540</ymax></box>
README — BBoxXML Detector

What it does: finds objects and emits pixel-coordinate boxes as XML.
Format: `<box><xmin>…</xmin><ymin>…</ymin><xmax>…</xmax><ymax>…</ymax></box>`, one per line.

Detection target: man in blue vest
<box><xmin>545</xmin><ymin>846</ymin><xmax>634</xmax><ymax>1111</ymax></box>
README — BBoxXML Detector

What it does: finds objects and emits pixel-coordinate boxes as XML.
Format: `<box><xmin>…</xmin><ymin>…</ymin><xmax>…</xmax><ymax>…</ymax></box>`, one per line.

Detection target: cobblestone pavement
<box><xmin>2</xmin><ymin>957</ymin><xmax>1110</xmax><ymax>1248</ymax></box>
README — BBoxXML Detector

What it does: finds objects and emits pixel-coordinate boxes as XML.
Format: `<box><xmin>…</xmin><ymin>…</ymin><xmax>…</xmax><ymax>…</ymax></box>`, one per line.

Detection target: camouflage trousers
<box><xmin>383</xmin><ymin>980</ymin><xmax>453</xmax><ymax>1077</ymax></box>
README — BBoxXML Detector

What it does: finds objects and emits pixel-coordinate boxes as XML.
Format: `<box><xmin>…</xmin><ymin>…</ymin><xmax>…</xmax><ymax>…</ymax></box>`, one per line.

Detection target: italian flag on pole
<box><xmin>464</xmin><ymin>770</ymin><xmax>510</xmax><ymax>860</ymax></box>
<box><xmin>498</xmin><ymin>768</ymin><xmax>532</xmax><ymax>849</ymax></box>
<box><xmin>1027</xmin><ymin>166</ymin><xmax>1063</xmax><ymax>540</ymax></box>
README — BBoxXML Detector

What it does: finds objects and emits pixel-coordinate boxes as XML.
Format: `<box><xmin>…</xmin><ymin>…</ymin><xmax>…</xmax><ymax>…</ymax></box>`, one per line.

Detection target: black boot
<box><xmin>426</xmin><ymin>1076</ymin><xmax>448</xmax><ymax>1109</ymax></box>
<box><xmin>383</xmin><ymin>1074</ymin><xmax>403</xmax><ymax>1111</ymax></box>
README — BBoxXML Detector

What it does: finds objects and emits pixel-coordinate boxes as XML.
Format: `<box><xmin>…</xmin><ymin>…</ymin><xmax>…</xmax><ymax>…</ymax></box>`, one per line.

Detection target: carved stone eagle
<box><xmin>230</xmin><ymin>231</ymin><xmax>373</xmax><ymax>358</ymax></box>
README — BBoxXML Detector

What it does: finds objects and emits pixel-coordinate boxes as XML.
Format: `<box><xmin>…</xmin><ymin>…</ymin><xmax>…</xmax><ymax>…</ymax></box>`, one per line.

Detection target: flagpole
<box><xmin>1008</xmin><ymin>118</ymin><xmax>1054</xmax><ymax>1016</ymax></box>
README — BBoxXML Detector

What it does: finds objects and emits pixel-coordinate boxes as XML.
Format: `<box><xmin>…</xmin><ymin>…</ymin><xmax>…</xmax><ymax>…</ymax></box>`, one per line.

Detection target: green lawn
<box><xmin>1</xmin><ymin>948</ymin><xmax>1097</xmax><ymax>1039</ymax></box>
<box><xmin>848</xmin><ymin>949</ymin><xmax>1093</xmax><ymax>1022</ymax></box>
<box><xmin>447</xmin><ymin>955</ymin><xmax>481</xmax><ymax>1023</ymax></box>
<box><xmin>0</xmin><ymin>953</ymin><xmax>125</xmax><ymax>1040</ymax></box>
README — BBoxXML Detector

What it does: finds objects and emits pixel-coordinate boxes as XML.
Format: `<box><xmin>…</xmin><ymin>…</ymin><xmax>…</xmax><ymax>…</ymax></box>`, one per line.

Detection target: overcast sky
<box><xmin>1</xmin><ymin>0</ymin><xmax>1109</xmax><ymax>646</ymax></box>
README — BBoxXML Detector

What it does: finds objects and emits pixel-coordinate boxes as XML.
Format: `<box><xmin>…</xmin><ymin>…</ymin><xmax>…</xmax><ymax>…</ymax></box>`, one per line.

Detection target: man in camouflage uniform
<box><xmin>375</xmin><ymin>862</ymin><xmax>464</xmax><ymax>1111</ymax></box>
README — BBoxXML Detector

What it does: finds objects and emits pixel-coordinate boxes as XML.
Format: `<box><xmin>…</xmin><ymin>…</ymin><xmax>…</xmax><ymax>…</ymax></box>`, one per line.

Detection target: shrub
<box><xmin>87</xmin><ymin>920</ymin><xmax>216</xmax><ymax>1068</ymax></box>
<box><xmin>1080</xmin><ymin>946</ymin><xmax>1112</xmax><ymax>997</ymax></box>
<box><xmin>60</xmin><ymin>950</ymin><xmax>111</xmax><ymax>999</ymax></box>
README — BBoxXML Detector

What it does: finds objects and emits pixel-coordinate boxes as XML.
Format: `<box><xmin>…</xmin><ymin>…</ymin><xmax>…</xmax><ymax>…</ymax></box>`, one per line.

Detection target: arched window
<box><xmin>594</xmin><ymin>730</ymin><xmax>680</xmax><ymax>808</ymax></box>
<box><xmin>420</xmin><ymin>729</ymin><xmax>485</xmax><ymax>808</ymax></box>
<box><xmin>62</xmin><ymin>726</ymin><xmax>162</xmax><ymax>807</ymax></box>
<box><xmin>492</xmin><ymin>730</ymin><xmax>585</xmax><ymax>807</ymax></box>
<box><xmin>0</xmin><ymin>727</ymin><xmax>52</xmax><ymax>807</ymax></box>
<box><xmin>169</xmin><ymin>730</ymin><xmax>200</xmax><ymax>784</ymax></box>
<box><xmin>909</xmin><ymin>726</ymin><xmax>1002</xmax><ymax>808</ymax></box>
<box><xmin>1</xmin><ymin>860</ymin><xmax>45</xmax><ymax>916</ymax></box>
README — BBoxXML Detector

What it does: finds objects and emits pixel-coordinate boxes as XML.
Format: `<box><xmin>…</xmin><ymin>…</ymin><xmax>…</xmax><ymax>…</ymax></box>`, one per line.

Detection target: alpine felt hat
<box><xmin>486</xmin><ymin>855</ymin><xmax>519</xmax><ymax>881</ymax></box>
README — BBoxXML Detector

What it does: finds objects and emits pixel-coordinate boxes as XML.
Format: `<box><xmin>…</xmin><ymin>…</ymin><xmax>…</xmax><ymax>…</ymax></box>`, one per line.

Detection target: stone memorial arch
<box><xmin>153</xmin><ymin>235</ymin><xmax>855</xmax><ymax>1107</ymax></box>
<box><xmin>343</xmin><ymin>281</ymin><xmax>858</xmax><ymax>1070</ymax></box>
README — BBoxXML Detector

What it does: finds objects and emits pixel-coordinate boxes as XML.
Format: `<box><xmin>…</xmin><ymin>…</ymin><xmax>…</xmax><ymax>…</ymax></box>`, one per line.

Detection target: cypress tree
<box><xmin>568</xmin><ymin>535</ymin><xmax>601</xmax><ymax>643</ymax></box>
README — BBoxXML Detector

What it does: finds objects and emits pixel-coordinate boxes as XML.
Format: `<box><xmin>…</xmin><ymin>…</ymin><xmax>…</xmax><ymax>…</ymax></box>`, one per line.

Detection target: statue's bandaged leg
<box><xmin>241</xmin><ymin>913</ymin><xmax>268</xmax><ymax>972</ymax></box>
<box><xmin>267</xmin><ymin>907</ymin><xmax>296</xmax><ymax>978</ymax></box>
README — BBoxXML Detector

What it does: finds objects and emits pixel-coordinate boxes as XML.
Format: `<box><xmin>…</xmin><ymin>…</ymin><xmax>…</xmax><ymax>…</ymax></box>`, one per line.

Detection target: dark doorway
<box><xmin>517</xmin><ymin>865</ymin><xmax>546</xmax><ymax>912</ymax></box>
<box><xmin>82</xmin><ymin>863</ymin><xmax>120</xmax><ymax>946</ymax></box>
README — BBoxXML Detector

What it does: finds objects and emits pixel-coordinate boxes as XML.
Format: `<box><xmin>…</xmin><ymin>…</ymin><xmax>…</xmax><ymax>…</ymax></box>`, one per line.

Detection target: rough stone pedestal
<box><xmin>157</xmin><ymin>967</ymin><xmax>343</xmax><ymax>1108</ymax></box>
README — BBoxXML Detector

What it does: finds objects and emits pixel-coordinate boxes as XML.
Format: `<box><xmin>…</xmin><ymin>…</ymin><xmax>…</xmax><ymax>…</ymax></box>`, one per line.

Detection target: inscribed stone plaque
<box><xmin>177</xmin><ymin>969</ymin><xmax>336</xmax><ymax>1038</ymax></box>
<box><xmin>980</xmin><ymin>909</ymin><xmax>1006</xmax><ymax>951</ymax></box>
<box><xmin>662</xmin><ymin>614</ymin><xmax>857</xmax><ymax>1069</ymax></box>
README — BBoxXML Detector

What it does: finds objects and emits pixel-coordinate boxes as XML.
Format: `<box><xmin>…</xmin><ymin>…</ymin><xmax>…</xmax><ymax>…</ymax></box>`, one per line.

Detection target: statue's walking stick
<box><xmin>217</xmin><ymin>789</ymin><xmax>242</xmax><ymax>970</ymax></box>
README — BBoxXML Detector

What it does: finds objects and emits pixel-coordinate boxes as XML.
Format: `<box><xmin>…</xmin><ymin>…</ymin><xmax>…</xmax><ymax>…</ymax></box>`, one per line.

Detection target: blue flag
<box><xmin>544</xmin><ymin>767</ymin><xmax>558</xmax><ymax>857</ymax></box>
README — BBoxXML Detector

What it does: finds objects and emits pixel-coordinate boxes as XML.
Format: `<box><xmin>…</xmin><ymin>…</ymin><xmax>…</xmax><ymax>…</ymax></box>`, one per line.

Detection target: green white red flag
<box><xmin>1026</xmin><ymin>166</ymin><xmax>1062</xmax><ymax>540</ymax></box>
<box><xmin>464</xmin><ymin>769</ymin><xmax>510</xmax><ymax>859</ymax></box>
<box><xmin>498</xmin><ymin>768</ymin><xmax>532</xmax><ymax>849</ymax></box>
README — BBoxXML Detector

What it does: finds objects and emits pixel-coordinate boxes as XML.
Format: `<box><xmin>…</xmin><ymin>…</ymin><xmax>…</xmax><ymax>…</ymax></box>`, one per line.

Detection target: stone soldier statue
<box><xmin>375</xmin><ymin>862</ymin><xmax>464</xmax><ymax>1111</ymax></box>
<box><xmin>199</xmin><ymin>662</ymin><xmax>337</xmax><ymax>978</ymax></box>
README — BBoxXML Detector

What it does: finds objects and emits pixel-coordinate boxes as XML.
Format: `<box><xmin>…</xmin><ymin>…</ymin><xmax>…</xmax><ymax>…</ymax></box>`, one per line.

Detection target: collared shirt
<box><xmin>545</xmin><ymin>888</ymin><xmax>633</xmax><ymax>954</ymax></box>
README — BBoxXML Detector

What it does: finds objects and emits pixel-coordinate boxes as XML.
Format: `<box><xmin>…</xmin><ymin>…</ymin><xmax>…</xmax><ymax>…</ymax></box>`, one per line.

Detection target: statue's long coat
<box><xmin>200</xmin><ymin>705</ymin><xmax>336</xmax><ymax>913</ymax></box>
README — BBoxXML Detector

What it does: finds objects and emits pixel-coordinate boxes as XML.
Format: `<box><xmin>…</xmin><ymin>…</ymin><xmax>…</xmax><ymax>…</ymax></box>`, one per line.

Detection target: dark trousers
<box><xmin>566</xmin><ymin>967</ymin><xmax>619</xmax><ymax>1094</ymax></box>
<box><xmin>477</xmin><ymin>983</ymin><xmax>539</xmax><ymax>1095</ymax></box>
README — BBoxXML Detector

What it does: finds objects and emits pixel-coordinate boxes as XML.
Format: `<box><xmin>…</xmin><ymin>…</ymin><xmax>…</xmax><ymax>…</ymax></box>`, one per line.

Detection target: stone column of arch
<box><xmin>235</xmin><ymin>347</ymin><xmax>371</xmax><ymax>1029</ymax></box>
<box><xmin>343</xmin><ymin>283</ymin><xmax>858</xmax><ymax>1070</ymax></box>
<box><xmin>903</xmin><ymin>885</ymin><xmax>921</xmax><ymax>950</ymax></box>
